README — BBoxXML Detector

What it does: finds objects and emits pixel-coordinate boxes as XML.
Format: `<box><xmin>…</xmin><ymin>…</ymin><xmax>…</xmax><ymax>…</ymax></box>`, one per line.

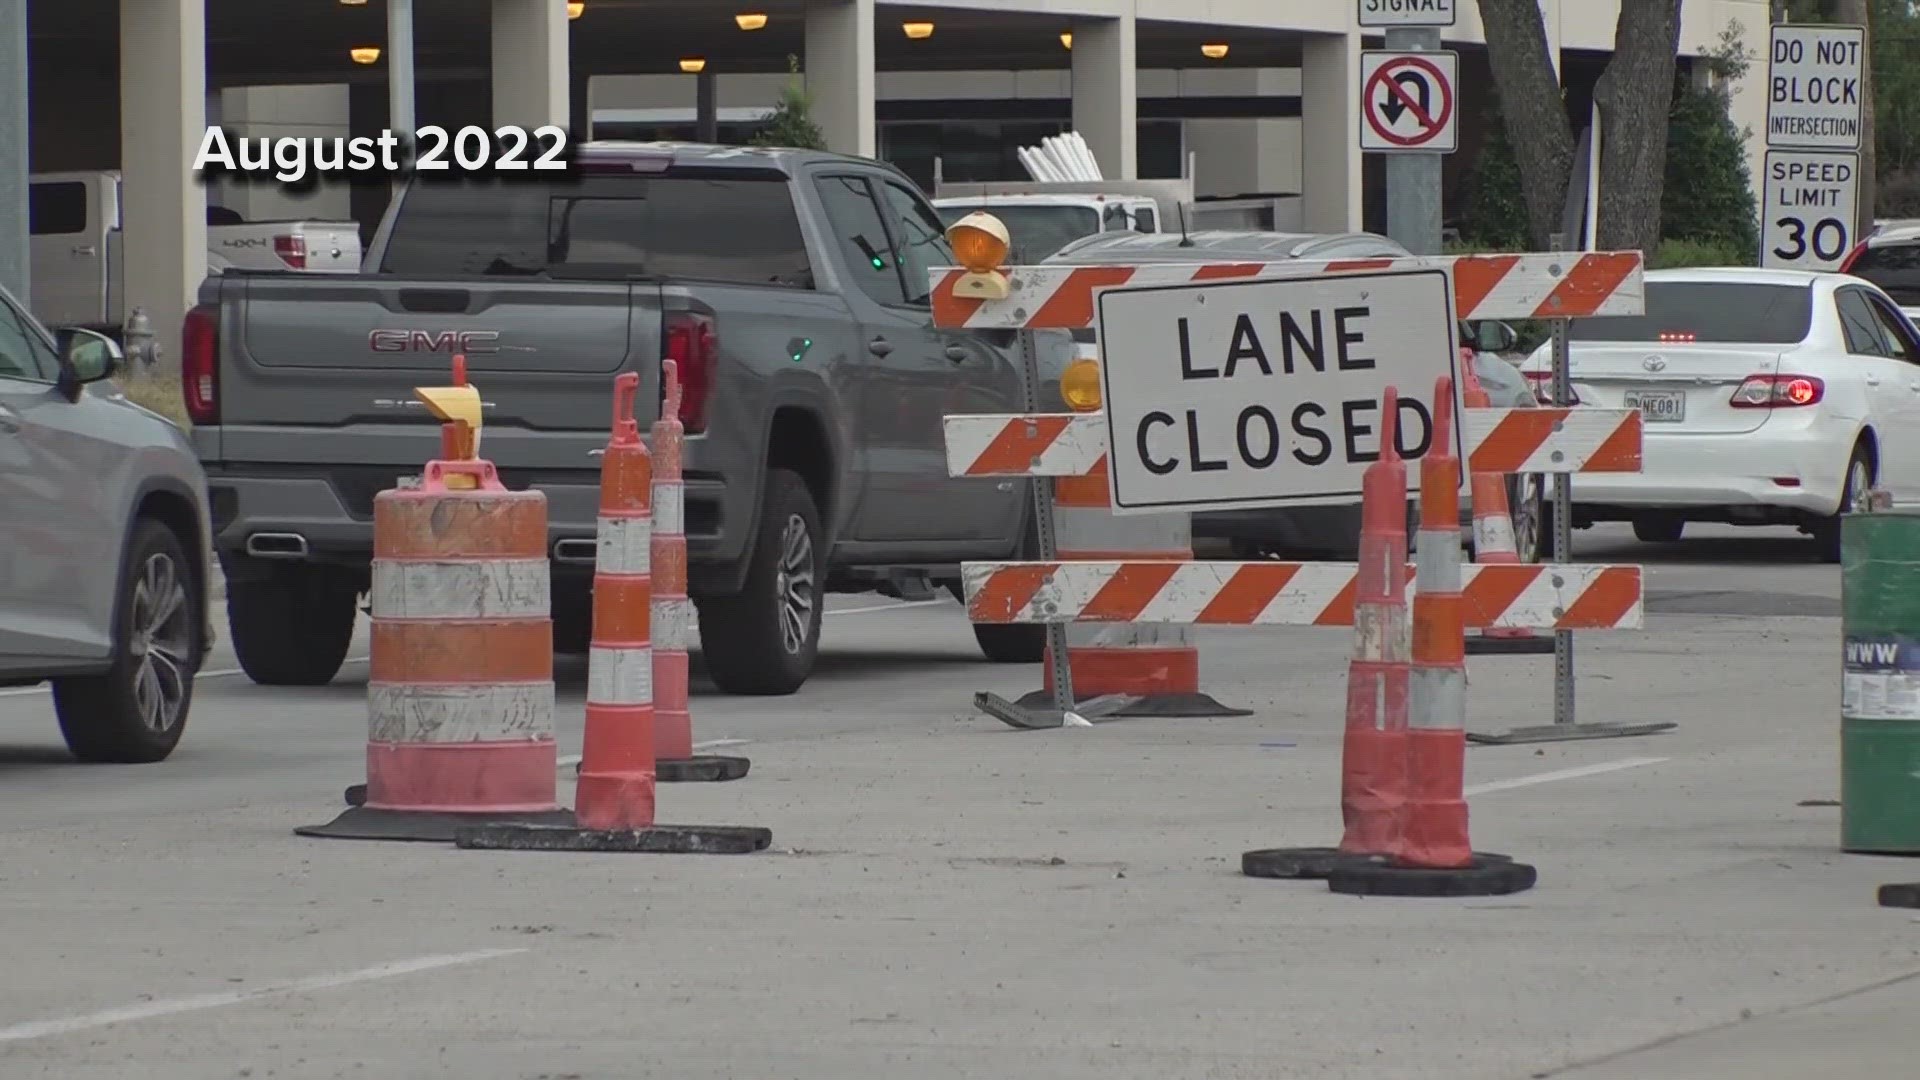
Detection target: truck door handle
<box><xmin>867</xmin><ymin>337</ymin><xmax>893</xmax><ymax>357</ymax></box>
<box><xmin>0</xmin><ymin>405</ymin><xmax>20</xmax><ymax>433</ymax></box>
<box><xmin>944</xmin><ymin>344</ymin><xmax>969</xmax><ymax>363</ymax></box>
<box><xmin>71</xmin><ymin>245</ymin><xmax>96</xmax><ymax>257</ymax></box>
<box><xmin>1866</xmin><ymin>375</ymin><xmax>1882</xmax><ymax>386</ymax></box>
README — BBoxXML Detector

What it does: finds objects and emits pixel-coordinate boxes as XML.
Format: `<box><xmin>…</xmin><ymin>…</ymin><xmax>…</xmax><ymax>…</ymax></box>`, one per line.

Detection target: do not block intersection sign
<box><xmin>1092</xmin><ymin>268</ymin><xmax>1464</xmax><ymax>516</ymax></box>
<box><xmin>1360</xmin><ymin>50</ymin><xmax>1459</xmax><ymax>153</ymax></box>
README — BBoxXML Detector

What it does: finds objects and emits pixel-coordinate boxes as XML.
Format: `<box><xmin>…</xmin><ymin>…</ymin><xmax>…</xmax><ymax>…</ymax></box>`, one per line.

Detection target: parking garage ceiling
<box><xmin>31</xmin><ymin>0</ymin><xmax>1302</xmax><ymax>87</ymax></box>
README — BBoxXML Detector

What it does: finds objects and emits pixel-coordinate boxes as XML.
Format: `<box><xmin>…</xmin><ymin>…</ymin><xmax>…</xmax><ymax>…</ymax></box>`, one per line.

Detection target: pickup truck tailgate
<box><xmin>210</xmin><ymin>273</ymin><xmax>664</xmax><ymax>481</ymax></box>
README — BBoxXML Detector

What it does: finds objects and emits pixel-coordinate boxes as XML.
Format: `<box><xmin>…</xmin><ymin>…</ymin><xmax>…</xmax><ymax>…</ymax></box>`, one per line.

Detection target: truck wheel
<box><xmin>698</xmin><ymin>469</ymin><xmax>823</xmax><ymax>695</ymax></box>
<box><xmin>227</xmin><ymin>564</ymin><xmax>359</xmax><ymax>686</ymax></box>
<box><xmin>53</xmin><ymin>520</ymin><xmax>203</xmax><ymax>763</ymax></box>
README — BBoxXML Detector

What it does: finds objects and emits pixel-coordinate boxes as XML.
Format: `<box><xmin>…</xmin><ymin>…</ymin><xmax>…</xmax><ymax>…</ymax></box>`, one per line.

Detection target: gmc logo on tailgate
<box><xmin>369</xmin><ymin>329</ymin><xmax>501</xmax><ymax>354</ymax></box>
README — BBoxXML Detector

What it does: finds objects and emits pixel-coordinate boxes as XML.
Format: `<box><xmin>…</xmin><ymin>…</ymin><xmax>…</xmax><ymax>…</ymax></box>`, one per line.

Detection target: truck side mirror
<box><xmin>1471</xmin><ymin>321</ymin><xmax>1518</xmax><ymax>354</ymax></box>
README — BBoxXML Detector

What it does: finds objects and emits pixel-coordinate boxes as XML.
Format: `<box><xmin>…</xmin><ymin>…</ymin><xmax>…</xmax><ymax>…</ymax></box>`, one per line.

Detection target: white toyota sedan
<box><xmin>1517</xmin><ymin>267</ymin><xmax>1914</xmax><ymax>561</ymax></box>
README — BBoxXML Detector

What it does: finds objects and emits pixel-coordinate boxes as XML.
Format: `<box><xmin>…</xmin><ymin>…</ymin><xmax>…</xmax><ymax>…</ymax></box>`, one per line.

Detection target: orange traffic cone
<box><xmin>1461</xmin><ymin>362</ymin><xmax>1554</xmax><ymax>656</ymax></box>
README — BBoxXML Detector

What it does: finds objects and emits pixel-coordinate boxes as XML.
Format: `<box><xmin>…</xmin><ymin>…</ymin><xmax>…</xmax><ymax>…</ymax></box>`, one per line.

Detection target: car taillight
<box><xmin>273</xmin><ymin>234</ymin><xmax>307</xmax><ymax>269</ymax></box>
<box><xmin>1730</xmin><ymin>374</ymin><xmax>1824</xmax><ymax>408</ymax></box>
<box><xmin>664</xmin><ymin>311</ymin><xmax>716</xmax><ymax>434</ymax></box>
<box><xmin>182</xmin><ymin>304</ymin><xmax>220</xmax><ymax>424</ymax></box>
<box><xmin>1522</xmin><ymin>369</ymin><xmax>1581</xmax><ymax>405</ymax></box>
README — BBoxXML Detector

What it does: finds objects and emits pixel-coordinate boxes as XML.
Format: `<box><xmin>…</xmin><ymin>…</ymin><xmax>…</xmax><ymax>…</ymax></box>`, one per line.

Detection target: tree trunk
<box><xmin>1828</xmin><ymin>0</ymin><xmax>1876</xmax><ymax>229</ymax></box>
<box><xmin>1591</xmin><ymin>0</ymin><xmax>1684</xmax><ymax>253</ymax></box>
<box><xmin>1473</xmin><ymin>0</ymin><xmax>1576</xmax><ymax>247</ymax></box>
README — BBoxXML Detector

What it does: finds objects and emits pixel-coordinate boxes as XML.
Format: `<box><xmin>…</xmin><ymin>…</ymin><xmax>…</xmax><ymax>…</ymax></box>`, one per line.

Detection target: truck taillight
<box><xmin>182</xmin><ymin>304</ymin><xmax>219</xmax><ymax>424</ymax></box>
<box><xmin>664</xmin><ymin>311</ymin><xmax>716</xmax><ymax>434</ymax></box>
<box><xmin>273</xmin><ymin>234</ymin><xmax>307</xmax><ymax>269</ymax></box>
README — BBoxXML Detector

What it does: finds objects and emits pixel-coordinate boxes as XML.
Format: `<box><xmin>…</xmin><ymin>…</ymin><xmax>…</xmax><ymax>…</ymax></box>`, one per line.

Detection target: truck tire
<box><xmin>697</xmin><ymin>469</ymin><xmax>823</xmax><ymax>695</ymax></box>
<box><xmin>227</xmin><ymin>564</ymin><xmax>359</xmax><ymax>686</ymax></box>
<box><xmin>52</xmin><ymin>519</ymin><xmax>203</xmax><ymax>763</ymax></box>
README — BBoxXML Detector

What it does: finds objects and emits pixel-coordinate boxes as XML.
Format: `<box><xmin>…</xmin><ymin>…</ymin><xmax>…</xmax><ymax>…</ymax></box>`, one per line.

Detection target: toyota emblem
<box><xmin>1642</xmin><ymin>356</ymin><xmax>1667</xmax><ymax>372</ymax></box>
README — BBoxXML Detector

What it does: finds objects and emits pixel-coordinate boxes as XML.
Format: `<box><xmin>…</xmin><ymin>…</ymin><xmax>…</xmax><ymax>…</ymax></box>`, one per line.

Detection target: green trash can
<box><xmin>1841</xmin><ymin>510</ymin><xmax>1920</xmax><ymax>853</ymax></box>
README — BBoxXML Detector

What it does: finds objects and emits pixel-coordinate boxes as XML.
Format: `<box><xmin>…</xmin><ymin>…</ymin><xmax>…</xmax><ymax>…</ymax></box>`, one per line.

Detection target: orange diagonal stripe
<box><xmin>1468</xmin><ymin>409</ymin><xmax>1558</xmax><ymax>473</ymax></box>
<box><xmin>1196</xmin><ymin>563</ymin><xmax>1299</xmax><ymax>623</ymax></box>
<box><xmin>1325</xmin><ymin>258</ymin><xmax>1397</xmax><ymax>273</ymax></box>
<box><xmin>1584</xmin><ymin>411</ymin><xmax>1644</xmax><ymax>472</ymax></box>
<box><xmin>1451</xmin><ymin>255</ymin><xmax>1521</xmax><ymax>320</ymax></box>
<box><xmin>1082</xmin><ymin>562</ymin><xmax>1182</xmax><ymax>621</ymax></box>
<box><xmin>1536</xmin><ymin>253</ymin><xmax>1639</xmax><ymax>317</ymax></box>
<box><xmin>1192</xmin><ymin>263</ymin><xmax>1265</xmax><ymax>280</ymax></box>
<box><xmin>1459</xmin><ymin>565</ymin><xmax>1542</xmax><ymax>629</ymax></box>
<box><xmin>931</xmin><ymin>269</ymin><xmax>986</xmax><ymax>327</ymax></box>
<box><xmin>1029</xmin><ymin>267</ymin><xmax>1138</xmax><ymax>328</ymax></box>
<box><xmin>968</xmin><ymin>564</ymin><xmax>1058</xmax><ymax>622</ymax></box>
<box><xmin>966</xmin><ymin>415</ymin><xmax>1074</xmax><ymax>475</ymax></box>
<box><xmin>1314</xmin><ymin>572</ymin><xmax>1362</xmax><ymax>626</ymax></box>
<box><xmin>1556</xmin><ymin>566</ymin><xmax>1642</xmax><ymax>628</ymax></box>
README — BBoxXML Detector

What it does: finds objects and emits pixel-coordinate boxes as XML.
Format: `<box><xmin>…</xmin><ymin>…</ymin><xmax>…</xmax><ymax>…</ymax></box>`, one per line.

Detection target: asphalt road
<box><xmin>0</xmin><ymin>523</ymin><xmax>1911</xmax><ymax>1080</ymax></box>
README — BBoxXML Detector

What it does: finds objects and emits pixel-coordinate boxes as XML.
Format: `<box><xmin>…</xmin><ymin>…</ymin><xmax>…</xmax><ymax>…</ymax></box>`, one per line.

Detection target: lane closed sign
<box><xmin>1092</xmin><ymin>269</ymin><xmax>1463</xmax><ymax>516</ymax></box>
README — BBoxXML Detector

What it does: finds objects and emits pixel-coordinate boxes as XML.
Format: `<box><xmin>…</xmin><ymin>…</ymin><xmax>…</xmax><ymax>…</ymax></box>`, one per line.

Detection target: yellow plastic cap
<box><xmin>947</xmin><ymin>212</ymin><xmax>1010</xmax><ymax>273</ymax></box>
<box><xmin>1061</xmin><ymin>358</ymin><xmax>1102</xmax><ymax>411</ymax></box>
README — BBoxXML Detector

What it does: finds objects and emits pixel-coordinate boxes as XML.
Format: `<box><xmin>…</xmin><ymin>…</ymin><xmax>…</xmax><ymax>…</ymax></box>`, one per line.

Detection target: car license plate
<box><xmin>1625</xmin><ymin>390</ymin><xmax>1685</xmax><ymax>422</ymax></box>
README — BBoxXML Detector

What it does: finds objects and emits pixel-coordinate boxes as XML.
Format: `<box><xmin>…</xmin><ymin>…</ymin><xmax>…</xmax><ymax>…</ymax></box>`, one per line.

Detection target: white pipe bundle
<box><xmin>1017</xmin><ymin>131</ymin><xmax>1105</xmax><ymax>182</ymax></box>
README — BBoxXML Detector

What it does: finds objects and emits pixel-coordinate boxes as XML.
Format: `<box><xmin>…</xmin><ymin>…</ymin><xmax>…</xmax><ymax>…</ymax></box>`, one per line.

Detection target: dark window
<box><xmin>877</xmin><ymin>180</ymin><xmax>953</xmax><ymax>307</ymax></box>
<box><xmin>1134</xmin><ymin>207</ymin><xmax>1157</xmax><ymax>233</ymax></box>
<box><xmin>813</xmin><ymin>174</ymin><xmax>907</xmax><ymax>307</ymax></box>
<box><xmin>1567</xmin><ymin>281</ymin><xmax>1813</xmax><ymax>344</ymax></box>
<box><xmin>1862</xmin><ymin>292</ymin><xmax>1920</xmax><ymax>362</ymax></box>
<box><xmin>0</xmin><ymin>294</ymin><xmax>57</xmax><ymax>381</ymax></box>
<box><xmin>1849</xmin><ymin>240</ymin><xmax>1920</xmax><ymax>308</ymax></box>
<box><xmin>1836</xmin><ymin>289</ymin><xmax>1887</xmax><ymax>356</ymax></box>
<box><xmin>29</xmin><ymin>182</ymin><xmax>88</xmax><ymax>236</ymax></box>
<box><xmin>377</xmin><ymin>173</ymin><xmax>812</xmax><ymax>287</ymax></box>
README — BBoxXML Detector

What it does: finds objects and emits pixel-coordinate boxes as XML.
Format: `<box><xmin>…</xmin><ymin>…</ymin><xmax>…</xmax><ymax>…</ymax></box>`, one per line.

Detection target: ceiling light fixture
<box><xmin>567</xmin><ymin>2</ymin><xmax>584</xmax><ymax>18</ymax></box>
<box><xmin>736</xmin><ymin>13</ymin><xmax>768</xmax><ymax>30</ymax></box>
<box><xmin>679</xmin><ymin>56</ymin><xmax>707</xmax><ymax>73</ymax></box>
<box><xmin>903</xmin><ymin>21</ymin><xmax>934</xmax><ymax>40</ymax></box>
<box><xmin>350</xmin><ymin>46</ymin><xmax>381</xmax><ymax>65</ymax></box>
<box><xmin>1201</xmin><ymin>42</ymin><xmax>1229</xmax><ymax>59</ymax></box>
<box><xmin>1060</xmin><ymin>32</ymin><xmax>1072</xmax><ymax>49</ymax></box>
<box><xmin>338</xmin><ymin>0</ymin><xmax>368</xmax><ymax>6</ymax></box>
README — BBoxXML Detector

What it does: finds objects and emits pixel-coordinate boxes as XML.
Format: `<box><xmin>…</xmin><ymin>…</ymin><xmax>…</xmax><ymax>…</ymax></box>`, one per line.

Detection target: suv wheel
<box><xmin>698</xmin><ymin>469</ymin><xmax>823</xmax><ymax>695</ymax></box>
<box><xmin>52</xmin><ymin>519</ymin><xmax>202</xmax><ymax>763</ymax></box>
<box><xmin>227</xmin><ymin>563</ymin><xmax>359</xmax><ymax>686</ymax></box>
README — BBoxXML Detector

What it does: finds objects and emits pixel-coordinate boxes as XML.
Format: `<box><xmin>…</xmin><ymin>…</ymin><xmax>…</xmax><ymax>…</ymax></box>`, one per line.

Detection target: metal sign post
<box><xmin>1467</xmin><ymin>234</ymin><xmax>1676</xmax><ymax>745</ymax></box>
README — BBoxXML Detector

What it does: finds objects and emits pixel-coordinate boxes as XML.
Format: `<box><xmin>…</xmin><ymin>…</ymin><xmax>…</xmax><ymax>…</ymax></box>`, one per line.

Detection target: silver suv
<box><xmin>0</xmin><ymin>283</ymin><xmax>213</xmax><ymax>762</ymax></box>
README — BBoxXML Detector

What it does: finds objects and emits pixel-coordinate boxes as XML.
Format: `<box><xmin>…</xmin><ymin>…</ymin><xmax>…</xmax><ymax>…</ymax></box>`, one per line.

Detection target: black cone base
<box><xmin>296</xmin><ymin>805</ymin><xmax>575</xmax><ymax>843</ymax></box>
<box><xmin>1013</xmin><ymin>689</ymin><xmax>1252</xmax><ymax>719</ymax></box>
<box><xmin>1243</xmin><ymin>847</ymin><xmax>1512</xmax><ymax>880</ymax></box>
<box><xmin>454</xmin><ymin>821</ymin><xmax>772</xmax><ymax>854</ymax></box>
<box><xmin>1879</xmin><ymin>882</ymin><xmax>1920</xmax><ymax>909</ymax></box>
<box><xmin>1328</xmin><ymin>853</ymin><xmax>1537</xmax><ymax>897</ymax></box>
<box><xmin>655</xmin><ymin>755</ymin><xmax>752</xmax><ymax>783</ymax></box>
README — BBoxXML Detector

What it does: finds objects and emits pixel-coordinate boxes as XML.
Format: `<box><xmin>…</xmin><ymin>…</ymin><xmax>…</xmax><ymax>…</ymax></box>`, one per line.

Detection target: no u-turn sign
<box><xmin>1359</xmin><ymin>50</ymin><xmax>1460</xmax><ymax>153</ymax></box>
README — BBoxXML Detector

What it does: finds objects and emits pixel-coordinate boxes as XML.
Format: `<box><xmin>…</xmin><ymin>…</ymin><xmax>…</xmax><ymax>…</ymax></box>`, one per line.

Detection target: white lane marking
<box><xmin>555</xmin><ymin>738</ymin><xmax>747</xmax><ymax>770</ymax></box>
<box><xmin>0</xmin><ymin>596</ymin><xmax>947</xmax><ymax>700</ymax></box>
<box><xmin>0</xmin><ymin>948</ymin><xmax>524</xmax><ymax>1045</ymax></box>
<box><xmin>1464</xmin><ymin>756</ymin><xmax>1669</xmax><ymax>797</ymax></box>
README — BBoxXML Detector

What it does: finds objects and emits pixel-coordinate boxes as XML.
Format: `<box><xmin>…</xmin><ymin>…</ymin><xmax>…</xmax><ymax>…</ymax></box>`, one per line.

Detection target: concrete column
<box><xmin>804</xmin><ymin>0</ymin><xmax>875</xmax><ymax>158</ymax></box>
<box><xmin>1300</xmin><ymin>30</ymin><xmax>1362</xmax><ymax>233</ymax></box>
<box><xmin>121</xmin><ymin>0</ymin><xmax>207</xmax><ymax>373</ymax></box>
<box><xmin>491</xmin><ymin>0</ymin><xmax>568</xmax><ymax>130</ymax></box>
<box><xmin>1070</xmin><ymin>15</ymin><xmax>1137</xmax><ymax>180</ymax></box>
<box><xmin>0</xmin><ymin>0</ymin><xmax>27</xmax><ymax>302</ymax></box>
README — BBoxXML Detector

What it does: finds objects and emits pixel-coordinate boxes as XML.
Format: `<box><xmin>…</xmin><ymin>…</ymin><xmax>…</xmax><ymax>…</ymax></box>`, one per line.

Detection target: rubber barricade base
<box><xmin>1464</xmin><ymin>635</ymin><xmax>1556</xmax><ymax>656</ymax></box>
<box><xmin>1013</xmin><ymin>689</ymin><xmax>1251</xmax><ymax>718</ymax></box>
<box><xmin>1242</xmin><ymin>848</ymin><xmax>1512</xmax><ymax>880</ymax></box>
<box><xmin>1465</xmin><ymin>721</ymin><xmax>1677</xmax><ymax>746</ymax></box>
<box><xmin>1327</xmin><ymin>853</ymin><xmax>1538</xmax><ymax>897</ymax></box>
<box><xmin>1879</xmin><ymin>883</ymin><xmax>1920</xmax><ymax>909</ymax></box>
<box><xmin>656</xmin><ymin>755</ymin><xmax>753</xmax><ymax>783</ymax></box>
<box><xmin>295</xmin><ymin>806</ymin><xmax>577</xmax><ymax>843</ymax></box>
<box><xmin>453</xmin><ymin>820</ymin><xmax>773</xmax><ymax>854</ymax></box>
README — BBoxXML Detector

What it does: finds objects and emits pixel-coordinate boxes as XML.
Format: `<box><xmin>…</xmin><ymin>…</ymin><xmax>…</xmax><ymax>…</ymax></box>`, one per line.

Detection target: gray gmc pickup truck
<box><xmin>185</xmin><ymin>142</ymin><xmax>1060</xmax><ymax>696</ymax></box>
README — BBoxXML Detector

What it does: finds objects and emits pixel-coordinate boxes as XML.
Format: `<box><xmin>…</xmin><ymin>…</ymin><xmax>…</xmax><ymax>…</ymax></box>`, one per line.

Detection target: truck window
<box><xmin>876</xmin><ymin>180</ymin><xmax>952</xmax><ymax>307</ymax></box>
<box><xmin>378</xmin><ymin>173</ymin><xmax>812</xmax><ymax>287</ymax></box>
<box><xmin>813</xmin><ymin>174</ymin><xmax>908</xmax><ymax>307</ymax></box>
<box><xmin>0</xmin><ymin>293</ymin><xmax>57</xmax><ymax>381</ymax></box>
<box><xmin>29</xmin><ymin>182</ymin><xmax>87</xmax><ymax>236</ymax></box>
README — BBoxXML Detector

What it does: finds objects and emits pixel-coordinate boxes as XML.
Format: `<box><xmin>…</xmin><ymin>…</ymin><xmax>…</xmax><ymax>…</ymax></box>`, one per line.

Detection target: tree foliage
<box><xmin>1660</xmin><ymin>23</ymin><xmax>1758</xmax><ymax>260</ymax></box>
<box><xmin>749</xmin><ymin>55</ymin><xmax>828</xmax><ymax>152</ymax></box>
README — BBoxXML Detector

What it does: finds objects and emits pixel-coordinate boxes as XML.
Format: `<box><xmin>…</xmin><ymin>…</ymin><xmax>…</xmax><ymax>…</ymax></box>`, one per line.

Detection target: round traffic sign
<box><xmin>1363</xmin><ymin>55</ymin><xmax>1455</xmax><ymax>148</ymax></box>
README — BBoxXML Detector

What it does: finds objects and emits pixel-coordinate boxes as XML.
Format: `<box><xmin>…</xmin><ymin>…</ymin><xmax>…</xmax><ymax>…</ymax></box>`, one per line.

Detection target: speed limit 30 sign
<box><xmin>1762</xmin><ymin>149</ymin><xmax>1860</xmax><ymax>271</ymax></box>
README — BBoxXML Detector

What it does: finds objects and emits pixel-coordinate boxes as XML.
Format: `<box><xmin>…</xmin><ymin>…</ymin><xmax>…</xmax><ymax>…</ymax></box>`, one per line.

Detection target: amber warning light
<box><xmin>945</xmin><ymin>211</ymin><xmax>1012</xmax><ymax>301</ymax></box>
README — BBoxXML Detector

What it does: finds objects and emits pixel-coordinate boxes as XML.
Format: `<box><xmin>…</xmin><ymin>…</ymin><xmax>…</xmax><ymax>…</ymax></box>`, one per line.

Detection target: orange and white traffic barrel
<box><xmin>1460</xmin><ymin>360</ymin><xmax>1552</xmax><ymax>655</ymax></box>
<box><xmin>299</xmin><ymin>455</ymin><xmax>569</xmax><ymax>843</ymax></box>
